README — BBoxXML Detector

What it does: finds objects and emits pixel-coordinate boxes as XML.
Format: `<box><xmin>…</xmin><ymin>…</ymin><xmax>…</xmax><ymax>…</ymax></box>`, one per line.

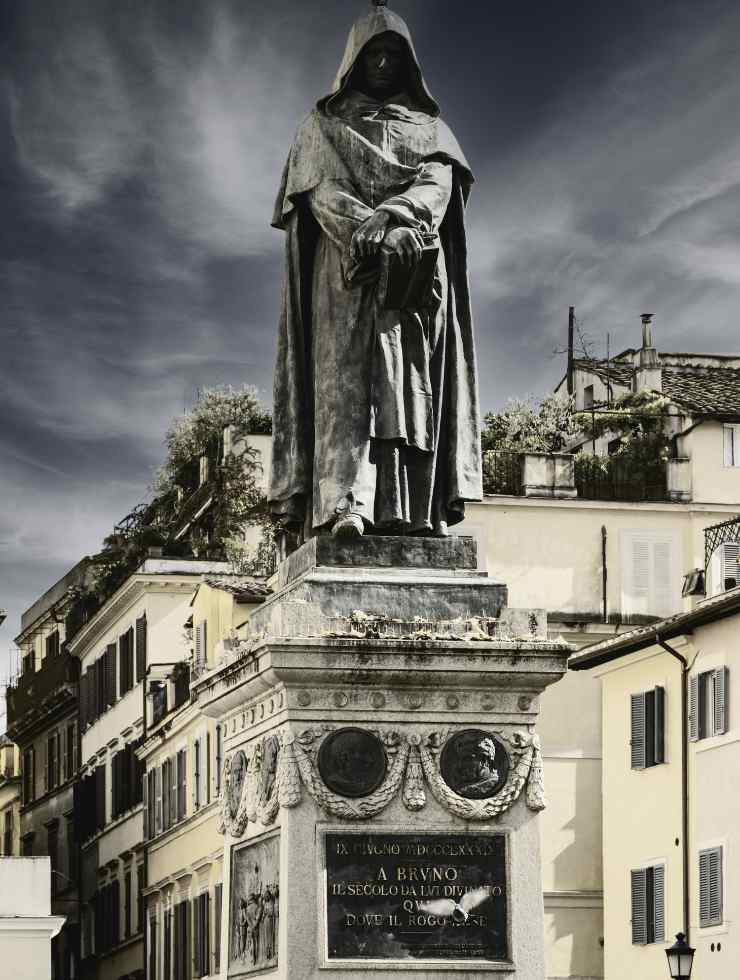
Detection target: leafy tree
<box><xmin>482</xmin><ymin>393</ymin><xmax>579</xmax><ymax>453</ymax></box>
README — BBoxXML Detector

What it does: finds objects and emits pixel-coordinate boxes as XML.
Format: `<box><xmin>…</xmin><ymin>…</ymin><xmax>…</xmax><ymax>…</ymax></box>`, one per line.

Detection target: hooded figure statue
<box><xmin>269</xmin><ymin>3</ymin><xmax>482</xmax><ymax>539</ymax></box>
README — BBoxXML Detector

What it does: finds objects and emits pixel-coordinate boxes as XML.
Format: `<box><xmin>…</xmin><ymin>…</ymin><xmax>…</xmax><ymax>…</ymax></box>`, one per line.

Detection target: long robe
<box><xmin>269</xmin><ymin>8</ymin><xmax>482</xmax><ymax>534</ymax></box>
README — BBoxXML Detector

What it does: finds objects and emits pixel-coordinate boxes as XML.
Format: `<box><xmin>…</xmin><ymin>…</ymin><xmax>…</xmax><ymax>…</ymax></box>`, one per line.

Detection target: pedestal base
<box><xmin>194</xmin><ymin>536</ymin><xmax>570</xmax><ymax>979</ymax></box>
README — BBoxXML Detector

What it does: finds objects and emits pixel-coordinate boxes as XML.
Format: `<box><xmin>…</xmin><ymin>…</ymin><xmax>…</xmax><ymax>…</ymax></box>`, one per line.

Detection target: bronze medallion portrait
<box><xmin>228</xmin><ymin>750</ymin><xmax>248</xmax><ymax>819</ymax></box>
<box><xmin>318</xmin><ymin>728</ymin><xmax>387</xmax><ymax>798</ymax></box>
<box><xmin>440</xmin><ymin>730</ymin><xmax>509</xmax><ymax>800</ymax></box>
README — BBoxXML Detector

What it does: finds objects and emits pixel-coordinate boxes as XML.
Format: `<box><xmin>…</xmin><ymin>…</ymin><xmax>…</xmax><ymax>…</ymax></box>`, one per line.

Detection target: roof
<box><xmin>202</xmin><ymin>576</ymin><xmax>272</xmax><ymax>603</ymax></box>
<box><xmin>573</xmin><ymin>353</ymin><xmax>740</xmax><ymax>418</ymax></box>
<box><xmin>570</xmin><ymin>584</ymin><xmax>740</xmax><ymax>671</ymax></box>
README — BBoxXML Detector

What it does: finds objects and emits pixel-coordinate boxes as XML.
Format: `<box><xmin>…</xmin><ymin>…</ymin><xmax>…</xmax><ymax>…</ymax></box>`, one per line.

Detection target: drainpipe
<box><xmin>601</xmin><ymin>526</ymin><xmax>608</xmax><ymax>624</ymax></box>
<box><xmin>657</xmin><ymin>635</ymin><xmax>690</xmax><ymax>944</ymax></box>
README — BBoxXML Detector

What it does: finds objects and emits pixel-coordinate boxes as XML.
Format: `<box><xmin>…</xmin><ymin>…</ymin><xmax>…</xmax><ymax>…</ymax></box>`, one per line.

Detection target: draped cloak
<box><xmin>268</xmin><ymin>7</ymin><xmax>482</xmax><ymax>534</ymax></box>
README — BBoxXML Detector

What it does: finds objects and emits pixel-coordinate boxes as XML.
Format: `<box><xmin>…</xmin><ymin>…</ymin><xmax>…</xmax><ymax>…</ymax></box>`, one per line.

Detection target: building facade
<box><xmin>0</xmin><ymin>736</ymin><xmax>21</xmax><ymax>856</ymax></box>
<box><xmin>6</xmin><ymin>559</ymin><xmax>90</xmax><ymax>980</ymax></box>
<box><xmin>68</xmin><ymin>559</ymin><xmax>229</xmax><ymax>980</ymax></box>
<box><xmin>570</xmin><ymin>516</ymin><xmax>740</xmax><ymax>980</ymax></box>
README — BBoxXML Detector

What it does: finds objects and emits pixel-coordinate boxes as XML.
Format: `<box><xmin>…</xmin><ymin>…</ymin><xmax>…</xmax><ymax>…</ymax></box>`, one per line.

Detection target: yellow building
<box><xmin>571</xmin><ymin>515</ymin><xmax>740</xmax><ymax>980</ymax></box>
<box><xmin>68</xmin><ymin>557</ymin><xmax>231</xmax><ymax>980</ymax></box>
<box><xmin>139</xmin><ymin>575</ymin><xmax>269</xmax><ymax>980</ymax></box>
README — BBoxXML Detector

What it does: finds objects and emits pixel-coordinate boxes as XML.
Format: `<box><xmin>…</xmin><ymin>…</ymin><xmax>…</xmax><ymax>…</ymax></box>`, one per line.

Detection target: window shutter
<box><xmin>80</xmin><ymin>672</ymin><xmax>89</xmax><ymax>730</ymax></box>
<box><xmin>206</xmin><ymin>732</ymin><xmax>211</xmax><ymax>805</ymax></box>
<box><xmin>724</xmin><ymin>425</ymin><xmax>735</xmax><ymax>467</ymax></box>
<box><xmin>654</xmin><ymin>686</ymin><xmax>665</xmax><ymax>764</ymax></box>
<box><xmin>630</xmin><ymin>693</ymin><xmax>646</xmax><ymax>769</ymax></box>
<box><xmin>162</xmin><ymin>760</ymin><xmax>170</xmax><ymax>831</ymax></box>
<box><xmin>712</xmin><ymin>667</ymin><xmax>729</xmax><ymax>736</ymax></box>
<box><xmin>155</xmin><ymin>765</ymin><xmax>162</xmax><ymax>834</ymax></box>
<box><xmin>214</xmin><ymin>883</ymin><xmax>222</xmax><ymax>972</ymax></box>
<box><xmin>136</xmin><ymin>615</ymin><xmax>147</xmax><ymax>682</ymax></box>
<box><xmin>193</xmin><ymin>740</ymin><xmax>200</xmax><ymax>809</ymax></box>
<box><xmin>652</xmin><ymin>541</ymin><xmax>673</xmax><ymax>617</ymax></box>
<box><xmin>142</xmin><ymin>769</ymin><xmax>148</xmax><ymax>840</ymax></box>
<box><xmin>106</xmin><ymin>643</ymin><xmax>117</xmax><ymax>706</ymax></box>
<box><xmin>193</xmin><ymin>897</ymin><xmax>201</xmax><ymax>977</ymax></box>
<box><xmin>630</xmin><ymin>539</ymin><xmax>651</xmax><ymax>618</ymax></box>
<box><xmin>699</xmin><ymin>847</ymin><xmax>723</xmax><ymax>927</ymax></box>
<box><xmin>689</xmin><ymin>675</ymin><xmax>699</xmax><ymax>741</ymax></box>
<box><xmin>631</xmin><ymin>868</ymin><xmax>648</xmax><ymax>944</ymax></box>
<box><xmin>177</xmin><ymin>749</ymin><xmax>187</xmax><ymax>820</ymax></box>
<box><xmin>194</xmin><ymin>624</ymin><xmax>203</xmax><ymax>668</ymax></box>
<box><xmin>652</xmin><ymin>865</ymin><xmax>665</xmax><ymax>942</ymax></box>
<box><xmin>722</xmin><ymin>543</ymin><xmax>740</xmax><ymax>590</ymax></box>
<box><xmin>215</xmin><ymin>725</ymin><xmax>223</xmax><ymax>795</ymax></box>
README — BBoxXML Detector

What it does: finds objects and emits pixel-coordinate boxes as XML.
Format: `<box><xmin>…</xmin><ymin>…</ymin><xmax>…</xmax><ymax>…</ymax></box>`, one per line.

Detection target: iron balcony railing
<box><xmin>6</xmin><ymin>651</ymin><xmax>78</xmax><ymax>731</ymax></box>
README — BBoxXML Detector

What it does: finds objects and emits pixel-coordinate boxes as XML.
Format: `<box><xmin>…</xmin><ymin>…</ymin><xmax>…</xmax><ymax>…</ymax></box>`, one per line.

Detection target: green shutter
<box><xmin>631</xmin><ymin>868</ymin><xmax>647</xmax><ymax>944</ymax></box>
<box><xmin>631</xmin><ymin>693</ymin><xmax>646</xmax><ymax>769</ymax></box>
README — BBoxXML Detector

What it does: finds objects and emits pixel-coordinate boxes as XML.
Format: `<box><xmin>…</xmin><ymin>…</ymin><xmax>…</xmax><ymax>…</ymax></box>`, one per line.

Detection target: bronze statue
<box><xmin>269</xmin><ymin>1</ymin><xmax>482</xmax><ymax>539</ymax></box>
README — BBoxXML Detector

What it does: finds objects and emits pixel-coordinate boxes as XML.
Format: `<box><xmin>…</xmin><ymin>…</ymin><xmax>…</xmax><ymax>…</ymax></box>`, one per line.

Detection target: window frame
<box><xmin>630</xmin><ymin>687</ymin><xmax>665</xmax><ymax>770</ymax></box>
<box><xmin>690</xmin><ymin>667</ymin><xmax>729</xmax><ymax>741</ymax></box>
<box><xmin>630</xmin><ymin>862</ymin><xmax>666</xmax><ymax>945</ymax></box>
<box><xmin>723</xmin><ymin>423</ymin><xmax>740</xmax><ymax>468</ymax></box>
<box><xmin>698</xmin><ymin>845</ymin><xmax>724</xmax><ymax>928</ymax></box>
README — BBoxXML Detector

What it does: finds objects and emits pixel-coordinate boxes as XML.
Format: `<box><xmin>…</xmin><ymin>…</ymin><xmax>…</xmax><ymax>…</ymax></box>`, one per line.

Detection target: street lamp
<box><xmin>666</xmin><ymin>933</ymin><xmax>695</xmax><ymax>980</ymax></box>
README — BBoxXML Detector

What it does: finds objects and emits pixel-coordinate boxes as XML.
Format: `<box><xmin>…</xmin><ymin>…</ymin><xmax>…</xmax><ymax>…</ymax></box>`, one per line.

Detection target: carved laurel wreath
<box><xmin>219</xmin><ymin>726</ymin><xmax>546</xmax><ymax>837</ymax></box>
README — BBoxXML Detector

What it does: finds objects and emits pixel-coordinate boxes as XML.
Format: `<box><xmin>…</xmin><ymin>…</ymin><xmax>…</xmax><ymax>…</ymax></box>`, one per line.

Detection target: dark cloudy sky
<box><xmin>2</xmin><ymin>0</ymin><xmax>740</xmax><ymax>697</ymax></box>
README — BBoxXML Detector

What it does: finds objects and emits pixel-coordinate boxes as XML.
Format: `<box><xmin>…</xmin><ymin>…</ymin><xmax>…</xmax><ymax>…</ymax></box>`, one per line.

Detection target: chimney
<box><xmin>633</xmin><ymin>313</ymin><xmax>662</xmax><ymax>393</ymax></box>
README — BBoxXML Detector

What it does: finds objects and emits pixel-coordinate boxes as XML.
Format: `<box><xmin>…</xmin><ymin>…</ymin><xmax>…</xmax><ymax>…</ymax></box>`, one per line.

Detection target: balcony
<box><xmin>483</xmin><ymin>450</ymin><xmax>687</xmax><ymax>503</ymax></box>
<box><xmin>6</xmin><ymin>651</ymin><xmax>78</xmax><ymax>735</ymax></box>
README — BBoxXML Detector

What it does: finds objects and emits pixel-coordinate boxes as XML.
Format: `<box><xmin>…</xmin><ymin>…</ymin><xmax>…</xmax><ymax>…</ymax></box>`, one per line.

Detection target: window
<box><xmin>65</xmin><ymin>722</ymin><xmax>77</xmax><ymax>781</ymax></box>
<box><xmin>630</xmin><ymin>687</ymin><xmax>665</xmax><ymax>769</ymax></box>
<box><xmin>193</xmin><ymin>738</ymin><xmax>204</xmax><ymax>811</ymax></box>
<box><xmin>690</xmin><ymin>668</ymin><xmax>729</xmax><ymax>741</ymax></box>
<box><xmin>723</xmin><ymin>424</ymin><xmax>740</xmax><ymax>467</ymax></box>
<box><xmin>136</xmin><ymin>864</ymin><xmax>144</xmax><ymax>934</ymax></box>
<box><xmin>148</xmin><ymin>915</ymin><xmax>158</xmax><ymax>980</ymax></box>
<box><xmin>174</xmin><ymin>900</ymin><xmax>191</xmax><ymax>980</ymax></box>
<box><xmin>193</xmin><ymin>892</ymin><xmax>210</xmax><ymax>978</ymax></box>
<box><xmin>177</xmin><ymin>749</ymin><xmax>187</xmax><ymax>821</ymax></box>
<box><xmin>136</xmin><ymin>614</ymin><xmax>147</xmax><ymax>683</ymax></box>
<box><xmin>699</xmin><ymin>846</ymin><xmax>723</xmax><ymax>927</ymax></box>
<box><xmin>583</xmin><ymin>384</ymin><xmax>594</xmax><ymax>410</ymax></box>
<box><xmin>119</xmin><ymin>628</ymin><xmax>135</xmax><ymax>697</ymax></box>
<box><xmin>21</xmin><ymin>831</ymin><xmax>35</xmax><ymax>856</ymax></box>
<box><xmin>215</xmin><ymin>725</ymin><xmax>223</xmax><ymax>796</ymax></box>
<box><xmin>162</xmin><ymin>759</ymin><xmax>172</xmax><ymax>832</ymax></box>
<box><xmin>164</xmin><ymin>907</ymin><xmax>172</xmax><ymax>980</ymax></box>
<box><xmin>631</xmin><ymin>864</ymin><xmax>665</xmax><ymax>944</ymax></box>
<box><xmin>708</xmin><ymin>542</ymin><xmax>740</xmax><ymax>596</ymax></box>
<box><xmin>46</xmin><ymin>731</ymin><xmax>60</xmax><ymax>791</ymax></box>
<box><xmin>146</xmin><ymin>769</ymin><xmax>156</xmax><ymax>840</ymax></box>
<box><xmin>125</xmin><ymin>870</ymin><xmax>132</xmax><ymax>939</ymax></box>
<box><xmin>3</xmin><ymin>810</ymin><xmax>13</xmax><ymax>856</ymax></box>
<box><xmin>45</xmin><ymin>630</ymin><xmax>60</xmax><ymax>659</ymax></box>
<box><xmin>23</xmin><ymin>747</ymin><xmax>35</xmax><ymax>804</ymax></box>
<box><xmin>112</xmin><ymin>740</ymin><xmax>144</xmax><ymax>820</ymax></box>
<box><xmin>621</xmin><ymin>530</ymin><xmax>681</xmax><ymax>620</ymax></box>
<box><xmin>47</xmin><ymin>822</ymin><xmax>59</xmax><ymax>895</ymax></box>
<box><xmin>194</xmin><ymin>622</ymin><xmax>207</xmax><ymax>672</ymax></box>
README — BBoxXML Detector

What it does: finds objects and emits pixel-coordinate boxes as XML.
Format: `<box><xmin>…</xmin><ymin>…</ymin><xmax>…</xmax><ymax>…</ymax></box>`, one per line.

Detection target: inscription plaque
<box><xmin>318</xmin><ymin>728</ymin><xmax>387</xmax><ymax>798</ymax></box>
<box><xmin>325</xmin><ymin>832</ymin><xmax>507</xmax><ymax>962</ymax></box>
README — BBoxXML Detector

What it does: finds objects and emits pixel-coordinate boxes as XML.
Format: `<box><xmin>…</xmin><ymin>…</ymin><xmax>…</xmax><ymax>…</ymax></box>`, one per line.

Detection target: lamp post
<box><xmin>666</xmin><ymin>932</ymin><xmax>695</xmax><ymax>980</ymax></box>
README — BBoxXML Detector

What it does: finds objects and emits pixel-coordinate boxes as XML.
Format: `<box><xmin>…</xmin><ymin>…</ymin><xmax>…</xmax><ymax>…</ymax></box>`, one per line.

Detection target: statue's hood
<box><xmin>318</xmin><ymin>7</ymin><xmax>440</xmax><ymax>117</ymax></box>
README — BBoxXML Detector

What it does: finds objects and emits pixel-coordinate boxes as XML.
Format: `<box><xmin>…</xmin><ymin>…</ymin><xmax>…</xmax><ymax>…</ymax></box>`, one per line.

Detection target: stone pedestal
<box><xmin>194</xmin><ymin>536</ymin><xmax>569</xmax><ymax>980</ymax></box>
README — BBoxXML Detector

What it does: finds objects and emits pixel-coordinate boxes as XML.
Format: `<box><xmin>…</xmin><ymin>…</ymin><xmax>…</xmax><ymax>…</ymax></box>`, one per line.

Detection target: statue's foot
<box><xmin>434</xmin><ymin>520</ymin><xmax>449</xmax><ymax>538</ymax></box>
<box><xmin>331</xmin><ymin>514</ymin><xmax>365</xmax><ymax>539</ymax></box>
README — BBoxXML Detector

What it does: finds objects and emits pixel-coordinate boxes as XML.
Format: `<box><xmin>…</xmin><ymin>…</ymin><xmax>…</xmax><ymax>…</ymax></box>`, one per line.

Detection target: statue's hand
<box><xmin>351</xmin><ymin>211</ymin><xmax>391</xmax><ymax>261</ymax></box>
<box><xmin>383</xmin><ymin>227</ymin><xmax>423</xmax><ymax>266</ymax></box>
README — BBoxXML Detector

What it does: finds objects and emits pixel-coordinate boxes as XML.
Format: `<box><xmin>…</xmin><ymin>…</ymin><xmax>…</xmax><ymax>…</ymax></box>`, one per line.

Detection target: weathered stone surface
<box><xmin>278</xmin><ymin>534</ymin><xmax>480</xmax><ymax>588</ymax></box>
